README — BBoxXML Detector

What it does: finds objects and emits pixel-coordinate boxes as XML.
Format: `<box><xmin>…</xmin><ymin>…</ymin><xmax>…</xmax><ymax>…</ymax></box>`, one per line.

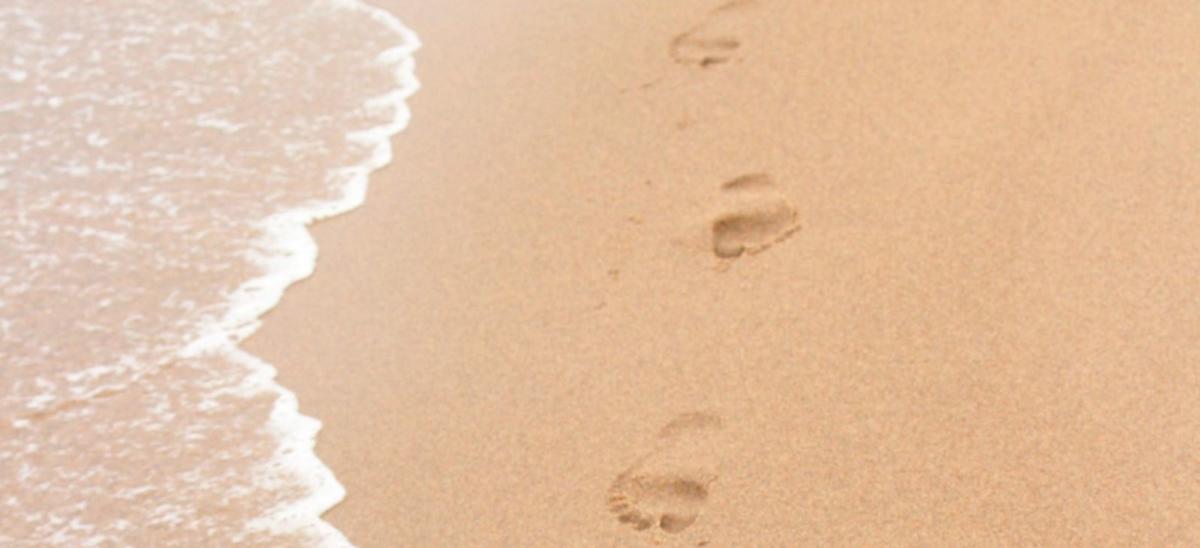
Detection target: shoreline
<box><xmin>248</xmin><ymin>1</ymin><xmax>1200</xmax><ymax>545</ymax></box>
<box><xmin>0</xmin><ymin>2</ymin><xmax>422</xmax><ymax>545</ymax></box>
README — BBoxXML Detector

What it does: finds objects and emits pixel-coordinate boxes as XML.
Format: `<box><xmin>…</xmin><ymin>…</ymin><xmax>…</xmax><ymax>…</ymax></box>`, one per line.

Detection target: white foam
<box><xmin>0</xmin><ymin>0</ymin><xmax>421</xmax><ymax>544</ymax></box>
<box><xmin>177</xmin><ymin>2</ymin><xmax>421</xmax><ymax>545</ymax></box>
<box><xmin>194</xmin><ymin>114</ymin><xmax>247</xmax><ymax>134</ymax></box>
<box><xmin>85</xmin><ymin>132</ymin><xmax>109</xmax><ymax>147</ymax></box>
<box><xmin>3</xmin><ymin>68</ymin><xmax>27</xmax><ymax>82</ymax></box>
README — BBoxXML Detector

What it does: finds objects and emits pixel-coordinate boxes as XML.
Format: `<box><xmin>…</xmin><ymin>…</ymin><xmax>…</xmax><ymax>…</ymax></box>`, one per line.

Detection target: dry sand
<box><xmin>246</xmin><ymin>1</ymin><xmax>1200</xmax><ymax>545</ymax></box>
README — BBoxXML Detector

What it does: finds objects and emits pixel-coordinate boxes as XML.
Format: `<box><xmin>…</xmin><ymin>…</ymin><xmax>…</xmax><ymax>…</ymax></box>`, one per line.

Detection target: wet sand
<box><xmin>247</xmin><ymin>1</ymin><xmax>1200</xmax><ymax>545</ymax></box>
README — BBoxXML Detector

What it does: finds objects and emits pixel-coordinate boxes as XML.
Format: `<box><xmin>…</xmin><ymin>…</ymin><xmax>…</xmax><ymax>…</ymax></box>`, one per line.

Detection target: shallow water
<box><xmin>0</xmin><ymin>1</ymin><xmax>417</xmax><ymax>544</ymax></box>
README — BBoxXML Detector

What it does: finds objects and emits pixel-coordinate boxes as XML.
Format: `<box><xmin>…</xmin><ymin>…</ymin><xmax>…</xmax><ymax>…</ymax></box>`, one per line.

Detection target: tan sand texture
<box><xmin>247</xmin><ymin>0</ymin><xmax>1200</xmax><ymax>545</ymax></box>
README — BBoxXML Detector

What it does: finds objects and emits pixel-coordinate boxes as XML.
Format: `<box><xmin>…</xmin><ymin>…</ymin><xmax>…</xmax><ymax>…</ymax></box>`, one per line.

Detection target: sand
<box><xmin>245</xmin><ymin>1</ymin><xmax>1200</xmax><ymax>545</ymax></box>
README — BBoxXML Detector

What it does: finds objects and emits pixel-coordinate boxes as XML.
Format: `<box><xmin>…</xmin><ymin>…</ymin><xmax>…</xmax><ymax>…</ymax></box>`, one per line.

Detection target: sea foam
<box><xmin>0</xmin><ymin>0</ymin><xmax>418</xmax><ymax>545</ymax></box>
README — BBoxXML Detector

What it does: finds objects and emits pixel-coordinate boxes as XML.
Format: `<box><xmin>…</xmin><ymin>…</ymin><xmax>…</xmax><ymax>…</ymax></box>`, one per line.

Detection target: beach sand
<box><xmin>246</xmin><ymin>1</ymin><xmax>1200</xmax><ymax>545</ymax></box>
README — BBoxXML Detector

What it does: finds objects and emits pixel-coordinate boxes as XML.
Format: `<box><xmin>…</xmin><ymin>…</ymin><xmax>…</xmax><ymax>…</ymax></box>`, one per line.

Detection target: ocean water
<box><xmin>0</xmin><ymin>1</ymin><xmax>418</xmax><ymax>545</ymax></box>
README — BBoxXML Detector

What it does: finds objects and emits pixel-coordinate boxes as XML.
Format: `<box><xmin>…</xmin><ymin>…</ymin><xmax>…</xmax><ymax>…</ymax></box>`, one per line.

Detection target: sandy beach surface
<box><xmin>247</xmin><ymin>1</ymin><xmax>1200</xmax><ymax>545</ymax></box>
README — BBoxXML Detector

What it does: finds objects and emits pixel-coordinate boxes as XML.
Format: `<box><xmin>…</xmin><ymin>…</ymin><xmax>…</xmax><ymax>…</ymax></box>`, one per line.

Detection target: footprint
<box><xmin>669</xmin><ymin>0</ymin><xmax>757</xmax><ymax>68</ymax></box>
<box><xmin>608</xmin><ymin>412</ymin><xmax>723</xmax><ymax>534</ymax></box>
<box><xmin>670</xmin><ymin>34</ymin><xmax>740</xmax><ymax>68</ymax></box>
<box><xmin>711</xmin><ymin>173</ymin><xmax>800</xmax><ymax>259</ymax></box>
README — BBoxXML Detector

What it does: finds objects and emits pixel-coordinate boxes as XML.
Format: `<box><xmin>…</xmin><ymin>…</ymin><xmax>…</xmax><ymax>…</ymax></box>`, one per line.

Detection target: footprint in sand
<box><xmin>608</xmin><ymin>412</ymin><xmax>723</xmax><ymax>534</ymax></box>
<box><xmin>670</xmin><ymin>0</ymin><xmax>757</xmax><ymax>68</ymax></box>
<box><xmin>711</xmin><ymin>173</ymin><xmax>800</xmax><ymax>259</ymax></box>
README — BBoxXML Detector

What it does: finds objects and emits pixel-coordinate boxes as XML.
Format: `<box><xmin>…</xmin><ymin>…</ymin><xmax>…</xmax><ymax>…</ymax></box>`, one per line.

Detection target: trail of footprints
<box><xmin>711</xmin><ymin>173</ymin><xmax>800</xmax><ymax>260</ymax></box>
<box><xmin>608</xmin><ymin>179</ymin><xmax>793</xmax><ymax>531</ymax></box>
<box><xmin>670</xmin><ymin>0</ymin><xmax>757</xmax><ymax>68</ymax></box>
<box><xmin>671</xmin><ymin>4</ymin><xmax>804</xmax><ymax>260</ymax></box>
<box><xmin>607</xmin><ymin>6</ymin><xmax>786</xmax><ymax>535</ymax></box>
<box><xmin>609</xmin><ymin>412</ymin><xmax>723</xmax><ymax>534</ymax></box>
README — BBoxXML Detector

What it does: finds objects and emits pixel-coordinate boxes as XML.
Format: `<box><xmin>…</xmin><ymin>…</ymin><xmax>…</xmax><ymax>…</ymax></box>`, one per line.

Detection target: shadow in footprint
<box><xmin>711</xmin><ymin>173</ymin><xmax>800</xmax><ymax>259</ymax></box>
<box><xmin>669</xmin><ymin>0</ymin><xmax>757</xmax><ymax>68</ymax></box>
<box><xmin>608</xmin><ymin>412</ymin><xmax>723</xmax><ymax>534</ymax></box>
